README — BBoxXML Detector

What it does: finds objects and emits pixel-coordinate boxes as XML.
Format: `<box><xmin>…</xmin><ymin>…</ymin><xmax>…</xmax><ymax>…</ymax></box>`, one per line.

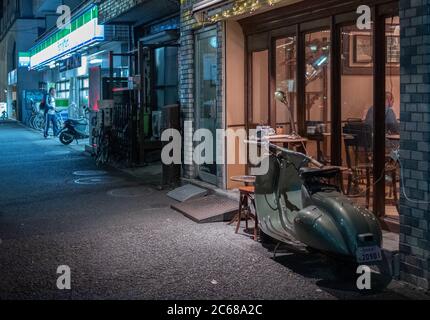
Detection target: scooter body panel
<box><xmin>305</xmin><ymin>191</ymin><xmax>382</xmax><ymax>255</ymax></box>
<box><xmin>294</xmin><ymin>205</ymin><xmax>350</xmax><ymax>255</ymax></box>
<box><xmin>61</xmin><ymin>119</ymin><xmax>89</xmax><ymax>140</ymax></box>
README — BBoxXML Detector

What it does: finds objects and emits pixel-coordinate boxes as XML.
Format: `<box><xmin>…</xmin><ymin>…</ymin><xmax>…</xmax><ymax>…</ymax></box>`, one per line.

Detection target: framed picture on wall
<box><xmin>353</xmin><ymin>35</ymin><xmax>372</xmax><ymax>64</ymax></box>
<box><xmin>342</xmin><ymin>30</ymin><xmax>400</xmax><ymax>75</ymax></box>
<box><xmin>386</xmin><ymin>35</ymin><xmax>400</xmax><ymax>65</ymax></box>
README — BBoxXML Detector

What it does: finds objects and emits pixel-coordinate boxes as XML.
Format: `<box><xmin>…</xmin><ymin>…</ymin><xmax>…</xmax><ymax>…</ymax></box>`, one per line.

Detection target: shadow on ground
<box><xmin>258</xmin><ymin>240</ymin><xmax>407</xmax><ymax>300</ymax></box>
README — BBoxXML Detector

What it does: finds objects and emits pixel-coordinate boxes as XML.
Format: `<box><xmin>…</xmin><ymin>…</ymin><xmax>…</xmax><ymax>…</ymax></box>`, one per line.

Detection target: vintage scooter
<box><xmin>253</xmin><ymin>91</ymin><xmax>385</xmax><ymax>269</ymax></box>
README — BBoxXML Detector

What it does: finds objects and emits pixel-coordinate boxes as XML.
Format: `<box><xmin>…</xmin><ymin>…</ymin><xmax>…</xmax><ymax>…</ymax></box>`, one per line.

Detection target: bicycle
<box><xmin>95</xmin><ymin>126</ymin><xmax>111</xmax><ymax>167</ymax></box>
<box><xmin>32</xmin><ymin>112</ymin><xmax>46</xmax><ymax>131</ymax></box>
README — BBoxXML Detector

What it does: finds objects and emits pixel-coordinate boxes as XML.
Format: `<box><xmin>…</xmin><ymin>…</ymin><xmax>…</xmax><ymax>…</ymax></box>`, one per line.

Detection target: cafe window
<box><xmin>340</xmin><ymin>23</ymin><xmax>374</xmax><ymax>209</ymax></box>
<box><xmin>304</xmin><ymin>29</ymin><xmax>331</xmax><ymax>164</ymax></box>
<box><xmin>242</xmin><ymin>0</ymin><xmax>400</xmax><ymax>223</ymax></box>
<box><xmin>384</xmin><ymin>16</ymin><xmax>401</xmax><ymax>222</ymax></box>
<box><xmin>275</xmin><ymin>36</ymin><xmax>297</xmax><ymax>135</ymax></box>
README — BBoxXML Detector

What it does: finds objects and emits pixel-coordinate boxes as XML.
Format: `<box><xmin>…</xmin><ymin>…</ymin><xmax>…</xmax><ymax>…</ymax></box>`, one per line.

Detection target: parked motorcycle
<box><xmin>59</xmin><ymin>108</ymin><xmax>89</xmax><ymax>145</ymax></box>
<box><xmin>252</xmin><ymin>91</ymin><xmax>387</xmax><ymax>277</ymax></box>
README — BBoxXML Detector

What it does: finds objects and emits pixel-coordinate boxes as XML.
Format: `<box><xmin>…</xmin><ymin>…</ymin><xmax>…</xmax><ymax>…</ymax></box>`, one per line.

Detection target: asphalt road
<box><xmin>0</xmin><ymin>121</ymin><xmax>426</xmax><ymax>300</ymax></box>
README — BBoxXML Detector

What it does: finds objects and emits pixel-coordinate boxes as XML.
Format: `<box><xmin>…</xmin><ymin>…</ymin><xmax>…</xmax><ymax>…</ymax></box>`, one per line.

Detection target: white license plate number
<box><xmin>356</xmin><ymin>246</ymin><xmax>382</xmax><ymax>263</ymax></box>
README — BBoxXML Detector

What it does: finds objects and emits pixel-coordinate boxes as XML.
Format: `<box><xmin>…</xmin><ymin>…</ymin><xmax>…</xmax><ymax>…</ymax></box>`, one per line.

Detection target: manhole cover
<box><xmin>108</xmin><ymin>186</ymin><xmax>154</xmax><ymax>198</ymax></box>
<box><xmin>73</xmin><ymin>170</ymin><xmax>108</xmax><ymax>176</ymax></box>
<box><xmin>45</xmin><ymin>151</ymin><xmax>71</xmax><ymax>156</ymax></box>
<box><xmin>74</xmin><ymin>176</ymin><xmax>123</xmax><ymax>185</ymax></box>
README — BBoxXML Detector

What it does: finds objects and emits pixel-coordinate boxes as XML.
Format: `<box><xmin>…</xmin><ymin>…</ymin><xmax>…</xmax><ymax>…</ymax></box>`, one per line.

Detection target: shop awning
<box><xmin>99</xmin><ymin>0</ymin><xmax>179</xmax><ymax>26</ymax></box>
<box><xmin>140</xmin><ymin>30</ymin><xmax>179</xmax><ymax>45</ymax></box>
<box><xmin>192</xmin><ymin>0</ymin><xmax>229</xmax><ymax>13</ymax></box>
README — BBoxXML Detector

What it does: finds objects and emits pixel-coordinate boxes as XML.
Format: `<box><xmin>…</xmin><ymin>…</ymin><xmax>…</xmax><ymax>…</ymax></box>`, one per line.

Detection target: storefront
<box><xmin>28</xmin><ymin>4</ymin><xmax>129</xmax><ymax>118</ymax></box>
<box><xmin>189</xmin><ymin>0</ymin><xmax>401</xmax><ymax>230</ymax></box>
<box><xmin>98</xmin><ymin>0</ymin><xmax>180</xmax><ymax>167</ymax></box>
<box><xmin>182</xmin><ymin>0</ymin><xmax>430</xmax><ymax>291</ymax></box>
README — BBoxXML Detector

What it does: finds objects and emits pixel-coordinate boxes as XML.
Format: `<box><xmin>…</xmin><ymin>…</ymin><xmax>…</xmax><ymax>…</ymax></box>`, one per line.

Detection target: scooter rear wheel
<box><xmin>59</xmin><ymin>132</ymin><xmax>74</xmax><ymax>145</ymax></box>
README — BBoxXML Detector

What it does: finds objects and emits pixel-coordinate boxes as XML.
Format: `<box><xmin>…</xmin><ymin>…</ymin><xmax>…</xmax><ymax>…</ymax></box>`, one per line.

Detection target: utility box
<box><xmin>98</xmin><ymin>100</ymin><xmax>114</xmax><ymax>127</ymax></box>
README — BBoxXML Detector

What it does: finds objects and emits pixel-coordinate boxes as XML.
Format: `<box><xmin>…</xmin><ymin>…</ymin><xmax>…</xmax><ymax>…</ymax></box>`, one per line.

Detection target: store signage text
<box><xmin>30</xmin><ymin>6</ymin><xmax>104</xmax><ymax>69</ymax></box>
<box><xmin>59</xmin><ymin>54</ymin><xmax>82</xmax><ymax>72</ymax></box>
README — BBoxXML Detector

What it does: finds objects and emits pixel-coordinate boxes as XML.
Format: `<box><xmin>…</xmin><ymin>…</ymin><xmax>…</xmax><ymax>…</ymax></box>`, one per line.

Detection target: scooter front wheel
<box><xmin>59</xmin><ymin>131</ymin><xmax>74</xmax><ymax>145</ymax></box>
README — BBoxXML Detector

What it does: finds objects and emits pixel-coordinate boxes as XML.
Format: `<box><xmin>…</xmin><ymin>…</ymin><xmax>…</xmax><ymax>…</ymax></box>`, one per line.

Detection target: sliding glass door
<box><xmin>195</xmin><ymin>28</ymin><xmax>218</xmax><ymax>184</ymax></box>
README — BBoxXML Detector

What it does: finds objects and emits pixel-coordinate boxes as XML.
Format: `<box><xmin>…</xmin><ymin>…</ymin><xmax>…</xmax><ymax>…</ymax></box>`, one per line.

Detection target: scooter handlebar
<box><xmin>245</xmin><ymin>139</ymin><xmax>324</xmax><ymax>169</ymax></box>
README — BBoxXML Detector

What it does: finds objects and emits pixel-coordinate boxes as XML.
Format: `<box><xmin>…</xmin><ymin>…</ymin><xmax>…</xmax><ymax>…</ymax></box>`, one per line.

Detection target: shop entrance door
<box><xmin>195</xmin><ymin>28</ymin><xmax>218</xmax><ymax>185</ymax></box>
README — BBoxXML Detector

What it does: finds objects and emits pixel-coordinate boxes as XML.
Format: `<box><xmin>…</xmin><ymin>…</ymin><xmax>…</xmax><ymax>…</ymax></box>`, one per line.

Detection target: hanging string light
<box><xmin>206</xmin><ymin>0</ymin><xmax>285</xmax><ymax>23</ymax></box>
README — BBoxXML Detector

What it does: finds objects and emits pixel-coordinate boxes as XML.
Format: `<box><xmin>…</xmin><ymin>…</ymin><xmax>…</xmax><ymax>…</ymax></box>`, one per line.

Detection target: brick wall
<box><xmin>180</xmin><ymin>0</ymin><xmax>225</xmax><ymax>187</ymax></box>
<box><xmin>99</xmin><ymin>0</ymin><xmax>145</xmax><ymax>24</ymax></box>
<box><xmin>180</xmin><ymin>1</ymin><xmax>196</xmax><ymax>179</ymax></box>
<box><xmin>399</xmin><ymin>0</ymin><xmax>430</xmax><ymax>290</ymax></box>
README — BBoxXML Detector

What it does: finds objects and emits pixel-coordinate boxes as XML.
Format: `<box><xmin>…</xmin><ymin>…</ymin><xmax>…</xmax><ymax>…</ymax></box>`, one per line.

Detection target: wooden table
<box><xmin>386</xmin><ymin>134</ymin><xmax>400</xmax><ymax>141</ymax></box>
<box><xmin>267</xmin><ymin>136</ymin><xmax>308</xmax><ymax>154</ymax></box>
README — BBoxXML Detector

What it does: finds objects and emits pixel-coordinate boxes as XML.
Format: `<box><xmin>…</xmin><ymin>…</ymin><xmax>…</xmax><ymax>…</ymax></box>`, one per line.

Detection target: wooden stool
<box><xmin>232</xmin><ymin>186</ymin><xmax>259</xmax><ymax>241</ymax></box>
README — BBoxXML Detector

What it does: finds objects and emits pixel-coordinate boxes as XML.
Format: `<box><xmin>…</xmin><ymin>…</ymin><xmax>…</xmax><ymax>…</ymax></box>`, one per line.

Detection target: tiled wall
<box><xmin>399</xmin><ymin>0</ymin><xmax>430</xmax><ymax>290</ymax></box>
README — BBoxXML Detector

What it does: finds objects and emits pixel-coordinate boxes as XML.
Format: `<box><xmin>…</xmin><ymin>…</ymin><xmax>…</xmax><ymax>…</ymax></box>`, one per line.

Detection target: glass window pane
<box><xmin>341</xmin><ymin>24</ymin><xmax>374</xmax><ymax>209</ymax></box>
<box><xmin>155</xmin><ymin>47</ymin><xmax>165</xmax><ymax>86</ymax></box>
<box><xmin>305</xmin><ymin>29</ymin><xmax>331</xmax><ymax>163</ymax></box>
<box><xmin>165</xmin><ymin>47</ymin><xmax>178</xmax><ymax>86</ymax></box>
<box><xmin>196</xmin><ymin>29</ymin><xmax>218</xmax><ymax>179</ymax></box>
<box><xmin>156</xmin><ymin>89</ymin><xmax>165</xmax><ymax>110</ymax></box>
<box><xmin>385</xmin><ymin>16</ymin><xmax>400</xmax><ymax>219</ymax></box>
<box><xmin>275</xmin><ymin>36</ymin><xmax>297</xmax><ymax>135</ymax></box>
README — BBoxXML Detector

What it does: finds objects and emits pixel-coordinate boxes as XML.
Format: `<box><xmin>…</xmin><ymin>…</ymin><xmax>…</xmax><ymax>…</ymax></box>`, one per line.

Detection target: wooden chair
<box><xmin>385</xmin><ymin>155</ymin><xmax>400</xmax><ymax>214</ymax></box>
<box><xmin>343</xmin><ymin>120</ymin><xmax>373</xmax><ymax>208</ymax></box>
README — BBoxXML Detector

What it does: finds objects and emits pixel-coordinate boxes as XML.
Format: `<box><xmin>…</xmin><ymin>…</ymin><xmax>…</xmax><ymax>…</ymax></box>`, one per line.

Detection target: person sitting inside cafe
<box><xmin>364</xmin><ymin>92</ymin><xmax>400</xmax><ymax>134</ymax></box>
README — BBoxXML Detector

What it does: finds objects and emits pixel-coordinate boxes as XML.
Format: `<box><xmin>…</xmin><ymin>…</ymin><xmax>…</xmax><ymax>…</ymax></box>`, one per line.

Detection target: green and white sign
<box><xmin>29</xmin><ymin>6</ymin><xmax>104</xmax><ymax>69</ymax></box>
<box><xmin>18</xmin><ymin>52</ymin><xmax>30</xmax><ymax>67</ymax></box>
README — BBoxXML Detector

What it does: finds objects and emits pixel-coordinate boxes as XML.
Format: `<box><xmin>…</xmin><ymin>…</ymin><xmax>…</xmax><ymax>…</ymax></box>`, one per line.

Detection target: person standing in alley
<box><xmin>44</xmin><ymin>88</ymin><xmax>58</xmax><ymax>139</ymax></box>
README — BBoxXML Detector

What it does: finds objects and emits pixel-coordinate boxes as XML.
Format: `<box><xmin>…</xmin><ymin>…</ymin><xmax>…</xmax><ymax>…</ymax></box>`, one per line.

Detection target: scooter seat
<box><xmin>300</xmin><ymin>167</ymin><xmax>341</xmax><ymax>179</ymax></box>
<box><xmin>67</xmin><ymin>119</ymin><xmax>88</xmax><ymax>126</ymax></box>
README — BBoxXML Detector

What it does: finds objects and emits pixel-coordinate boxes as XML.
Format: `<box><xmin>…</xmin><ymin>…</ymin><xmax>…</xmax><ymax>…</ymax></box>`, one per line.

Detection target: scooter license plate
<box><xmin>356</xmin><ymin>246</ymin><xmax>382</xmax><ymax>263</ymax></box>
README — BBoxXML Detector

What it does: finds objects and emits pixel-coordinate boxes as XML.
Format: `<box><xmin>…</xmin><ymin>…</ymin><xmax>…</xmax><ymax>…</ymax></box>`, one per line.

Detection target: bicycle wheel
<box><xmin>96</xmin><ymin>144</ymin><xmax>108</xmax><ymax>167</ymax></box>
<box><xmin>30</xmin><ymin>115</ymin><xmax>37</xmax><ymax>129</ymax></box>
<box><xmin>34</xmin><ymin>115</ymin><xmax>45</xmax><ymax>131</ymax></box>
<box><xmin>96</xmin><ymin>130</ymin><xmax>110</xmax><ymax>166</ymax></box>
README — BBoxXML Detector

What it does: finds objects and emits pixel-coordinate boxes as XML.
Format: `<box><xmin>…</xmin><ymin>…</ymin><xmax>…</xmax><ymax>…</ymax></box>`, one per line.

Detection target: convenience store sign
<box><xmin>30</xmin><ymin>6</ymin><xmax>104</xmax><ymax>69</ymax></box>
